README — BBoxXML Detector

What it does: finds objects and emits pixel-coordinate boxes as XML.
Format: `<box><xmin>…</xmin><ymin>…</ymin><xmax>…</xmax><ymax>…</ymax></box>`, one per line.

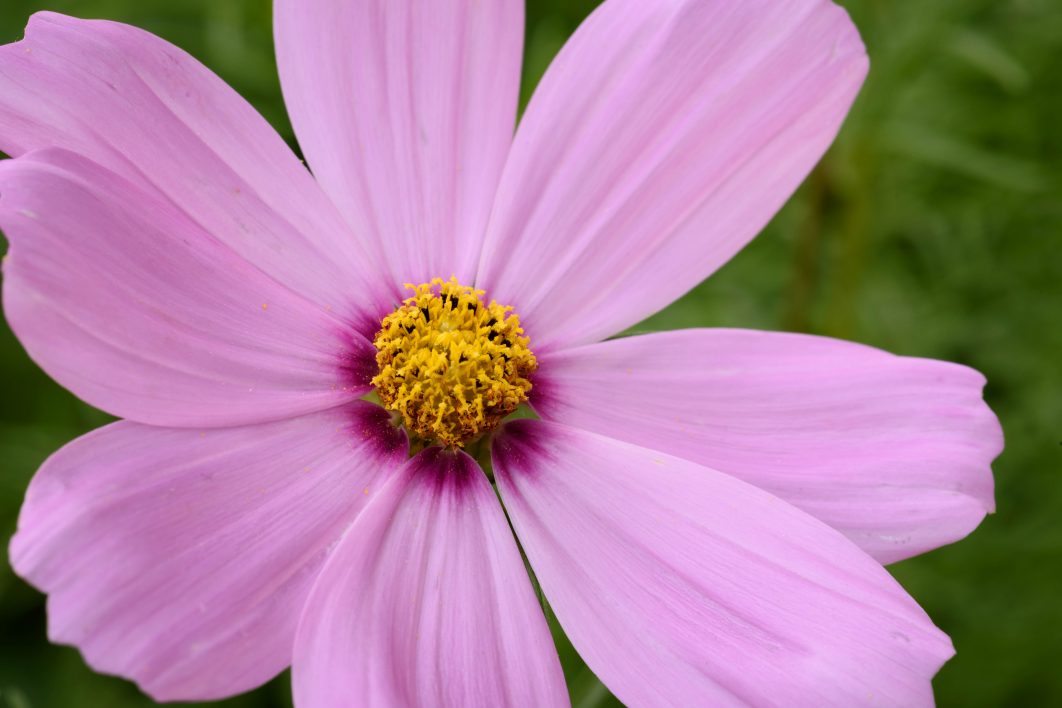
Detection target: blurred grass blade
<box><xmin>948</xmin><ymin>29</ymin><xmax>1031</xmax><ymax>94</ymax></box>
<box><xmin>881</xmin><ymin>121</ymin><xmax>1048</xmax><ymax>193</ymax></box>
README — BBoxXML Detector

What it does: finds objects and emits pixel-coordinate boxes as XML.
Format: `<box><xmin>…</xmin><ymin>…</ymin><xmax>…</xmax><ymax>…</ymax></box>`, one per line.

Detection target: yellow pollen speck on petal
<box><xmin>261</xmin><ymin>303</ymin><xmax>268</xmax><ymax>311</ymax></box>
<box><xmin>371</xmin><ymin>277</ymin><xmax>537</xmax><ymax>448</ymax></box>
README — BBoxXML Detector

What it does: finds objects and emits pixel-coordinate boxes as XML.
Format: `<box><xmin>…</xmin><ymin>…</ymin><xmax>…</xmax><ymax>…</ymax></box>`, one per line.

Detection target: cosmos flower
<box><xmin>0</xmin><ymin>1</ymin><xmax>1001</xmax><ymax>706</ymax></box>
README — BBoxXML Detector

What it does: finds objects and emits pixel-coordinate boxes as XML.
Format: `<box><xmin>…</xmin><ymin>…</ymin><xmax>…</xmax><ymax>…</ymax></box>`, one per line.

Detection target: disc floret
<box><xmin>372</xmin><ymin>278</ymin><xmax>537</xmax><ymax>448</ymax></box>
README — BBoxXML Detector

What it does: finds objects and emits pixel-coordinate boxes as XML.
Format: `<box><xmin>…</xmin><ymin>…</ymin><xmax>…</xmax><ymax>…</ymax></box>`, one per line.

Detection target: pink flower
<box><xmin>0</xmin><ymin>2</ymin><xmax>1001</xmax><ymax>707</ymax></box>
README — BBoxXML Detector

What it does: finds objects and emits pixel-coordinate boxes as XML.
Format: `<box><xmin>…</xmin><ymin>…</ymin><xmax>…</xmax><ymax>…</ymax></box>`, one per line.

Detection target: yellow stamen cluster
<box><xmin>372</xmin><ymin>278</ymin><xmax>537</xmax><ymax>448</ymax></box>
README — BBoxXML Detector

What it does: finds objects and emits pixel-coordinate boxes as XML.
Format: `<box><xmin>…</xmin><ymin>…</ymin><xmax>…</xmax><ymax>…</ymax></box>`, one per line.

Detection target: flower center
<box><xmin>371</xmin><ymin>277</ymin><xmax>537</xmax><ymax>448</ymax></box>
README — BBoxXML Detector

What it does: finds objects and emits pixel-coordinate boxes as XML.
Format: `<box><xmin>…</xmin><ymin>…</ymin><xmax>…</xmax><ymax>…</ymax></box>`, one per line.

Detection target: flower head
<box><xmin>0</xmin><ymin>1</ymin><xmax>1001</xmax><ymax>706</ymax></box>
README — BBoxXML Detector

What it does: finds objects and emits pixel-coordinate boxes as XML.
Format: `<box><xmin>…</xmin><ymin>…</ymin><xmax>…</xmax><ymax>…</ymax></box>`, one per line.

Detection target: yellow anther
<box><xmin>371</xmin><ymin>277</ymin><xmax>537</xmax><ymax>448</ymax></box>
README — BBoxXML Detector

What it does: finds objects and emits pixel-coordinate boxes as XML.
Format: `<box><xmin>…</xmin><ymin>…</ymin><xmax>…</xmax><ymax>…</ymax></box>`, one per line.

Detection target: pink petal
<box><xmin>494</xmin><ymin>420</ymin><xmax>954</xmax><ymax>707</ymax></box>
<box><xmin>9</xmin><ymin>402</ymin><xmax>407</xmax><ymax>702</ymax></box>
<box><xmin>0</xmin><ymin>12</ymin><xmax>391</xmax><ymax>331</ymax></box>
<box><xmin>0</xmin><ymin>150</ymin><xmax>374</xmax><ymax>427</ymax></box>
<box><xmin>275</xmin><ymin>0</ymin><xmax>524</xmax><ymax>287</ymax></box>
<box><xmin>534</xmin><ymin>329</ymin><xmax>1002</xmax><ymax>564</ymax></box>
<box><xmin>293</xmin><ymin>447</ymin><xmax>568</xmax><ymax>708</ymax></box>
<box><xmin>477</xmin><ymin>0</ymin><xmax>868</xmax><ymax>350</ymax></box>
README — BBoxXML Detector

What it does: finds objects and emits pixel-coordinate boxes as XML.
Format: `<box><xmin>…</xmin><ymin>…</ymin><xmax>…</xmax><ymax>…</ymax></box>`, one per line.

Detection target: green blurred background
<box><xmin>0</xmin><ymin>0</ymin><xmax>1059</xmax><ymax>706</ymax></box>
